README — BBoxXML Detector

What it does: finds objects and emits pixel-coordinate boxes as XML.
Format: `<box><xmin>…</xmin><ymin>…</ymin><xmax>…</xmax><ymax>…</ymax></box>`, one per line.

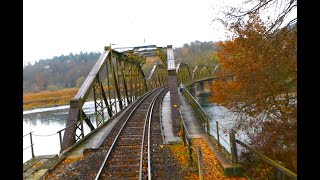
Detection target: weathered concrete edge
<box><xmin>191</xmin><ymin>134</ymin><xmax>245</xmax><ymax>177</ymax></box>
<box><xmin>23</xmin><ymin>155</ymin><xmax>57</xmax><ymax>172</ymax></box>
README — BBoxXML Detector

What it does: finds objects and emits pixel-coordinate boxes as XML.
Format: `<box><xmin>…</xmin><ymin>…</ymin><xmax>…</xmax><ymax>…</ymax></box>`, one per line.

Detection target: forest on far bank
<box><xmin>23</xmin><ymin>40</ymin><xmax>220</xmax><ymax>93</ymax></box>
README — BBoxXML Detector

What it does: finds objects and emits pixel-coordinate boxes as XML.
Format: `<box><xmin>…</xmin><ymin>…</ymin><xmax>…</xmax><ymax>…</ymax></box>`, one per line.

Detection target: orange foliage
<box><xmin>211</xmin><ymin>14</ymin><xmax>297</xmax><ymax>174</ymax></box>
<box><xmin>192</xmin><ymin>138</ymin><xmax>247</xmax><ymax>180</ymax></box>
<box><xmin>23</xmin><ymin>88</ymin><xmax>79</xmax><ymax>109</ymax></box>
<box><xmin>169</xmin><ymin>143</ymin><xmax>198</xmax><ymax>179</ymax></box>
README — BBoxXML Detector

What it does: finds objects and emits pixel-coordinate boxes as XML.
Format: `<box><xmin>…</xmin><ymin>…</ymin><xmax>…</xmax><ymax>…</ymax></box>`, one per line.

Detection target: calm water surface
<box><xmin>23</xmin><ymin>101</ymin><xmax>97</xmax><ymax>163</ymax></box>
<box><xmin>23</xmin><ymin>83</ymin><xmax>243</xmax><ymax>163</ymax></box>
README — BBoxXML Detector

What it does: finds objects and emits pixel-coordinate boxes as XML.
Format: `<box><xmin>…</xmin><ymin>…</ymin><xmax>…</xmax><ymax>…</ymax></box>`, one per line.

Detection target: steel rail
<box><xmin>139</xmin><ymin>87</ymin><xmax>163</xmax><ymax>180</ymax></box>
<box><xmin>146</xmin><ymin>87</ymin><xmax>163</xmax><ymax>180</ymax></box>
<box><xmin>94</xmin><ymin>87</ymin><xmax>165</xmax><ymax>180</ymax></box>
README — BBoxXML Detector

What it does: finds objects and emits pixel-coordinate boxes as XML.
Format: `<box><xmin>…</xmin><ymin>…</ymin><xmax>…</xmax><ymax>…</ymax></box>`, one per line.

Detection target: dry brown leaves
<box><xmin>45</xmin><ymin>158</ymin><xmax>78</xmax><ymax>179</ymax></box>
<box><xmin>192</xmin><ymin>138</ymin><xmax>247</xmax><ymax>180</ymax></box>
<box><xmin>169</xmin><ymin>143</ymin><xmax>198</xmax><ymax>179</ymax></box>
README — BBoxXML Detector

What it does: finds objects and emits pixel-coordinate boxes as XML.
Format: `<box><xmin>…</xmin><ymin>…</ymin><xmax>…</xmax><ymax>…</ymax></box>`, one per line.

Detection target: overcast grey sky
<box><xmin>23</xmin><ymin>0</ymin><xmax>224</xmax><ymax>64</ymax></box>
<box><xmin>23</xmin><ymin>0</ymin><xmax>296</xmax><ymax>65</ymax></box>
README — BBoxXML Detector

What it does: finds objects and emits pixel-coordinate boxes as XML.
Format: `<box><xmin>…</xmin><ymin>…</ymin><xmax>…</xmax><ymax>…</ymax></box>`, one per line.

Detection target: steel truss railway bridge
<box><xmin>61</xmin><ymin>45</ymin><xmax>219</xmax><ymax>152</ymax></box>
<box><xmin>24</xmin><ymin>44</ymin><xmax>297</xmax><ymax>179</ymax></box>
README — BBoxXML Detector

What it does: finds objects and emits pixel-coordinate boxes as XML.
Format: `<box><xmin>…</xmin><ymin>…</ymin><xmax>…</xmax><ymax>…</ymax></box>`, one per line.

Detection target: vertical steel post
<box><xmin>230</xmin><ymin>129</ymin><xmax>238</xmax><ymax>163</ymax></box>
<box><xmin>182</xmin><ymin>122</ymin><xmax>186</xmax><ymax>146</ymax></box>
<box><xmin>80</xmin><ymin>107</ymin><xmax>84</xmax><ymax>138</ymax></box>
<box><xmin>216</xmin><ymin>121</ymin><xmax>220</xmax><ymax>147</ymax></box>
<box><xmin>58</xmin><ymin>131</ymin><xmax>62</xmax><ymax>151</ymax></box>
<box><xmin>110</xmin><ymin>51</ymin><xmax>123</xmax><ymax>110</ymax></box>
<box><xmin>93</xmin><ymin>82</ymin><xmax>99</xmax><ymax>127</ymax></box>
<box><xmin>100</xmin><ymin>83</ymin><xmax>113</xmax><ymax>118</ymax></box>
<box><xmin>197</xmin><ymin>146</ymin><xmax>204</xmax><ymax>180</ymax></box>
<box><xmin>120</xmin><ymin>61</ymin><xmax>130</xmax><ymax>105</ymax></box>
<box><xmin>206</xmin><ymin>116</ymin><xmax>210</xmax><ymax>134</ymax></box>
<box><xmin>105</xmin><ymin>63</ymin><xmax>113</xmax><ymax>115</ymax></box>
<box><xmin>129</xmin><ymin>66</ymin><xmax>134</xmax><ymax>102</ymax></box>
<box><xmin>81</xmin><ymin>121</ymin><xmax>84</xmax><ymax>138</ymax></box>
<box><xmin>187</xmin><ymin>137</ymin><xmax>193</xmax><ymax>165</ymax></box>
<box><xmin>134</xmin><ymin>66</ymin><xmax>138</xmax><ymax>97</ymax></box>
<box><xmin>29</xmin><ymin>132</ymin><xmax>35</xmax><ymax>157</ymax></box>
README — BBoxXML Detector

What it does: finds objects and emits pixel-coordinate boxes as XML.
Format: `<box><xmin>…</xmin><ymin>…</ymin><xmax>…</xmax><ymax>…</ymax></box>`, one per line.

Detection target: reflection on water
<box><xmin>23</xmin><ymin>99</ymin><xmax>124</xmax><ymax>163</ymax></box>
<box><xmin>23</xmin><ymin>101</ymin><xmax>98</xmax><ymax>163</ymax></box>
<box><xmin>23</xmin><ymin>82</ymin><xmax>242</xmax><ymax>163</ymax></box>
<box><xmin>193</xmin><ymin>82</ymin><xmax>248</xmax><ymax>154</ymax></box>
<box><xmin>196</xmin><ymin>96</ymin><xmax>234</xmax><ymax>153</ymax></box>
<box><xmin>23</xmin><ymin>108</ymin><xmax>69</xmax><ymax>163</ymax></box>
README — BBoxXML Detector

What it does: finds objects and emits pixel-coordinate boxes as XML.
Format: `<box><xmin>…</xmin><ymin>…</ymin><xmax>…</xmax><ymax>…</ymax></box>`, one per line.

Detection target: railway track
<box><xmin>94</xmin><ymin>87</ymin><xmax>168</xmax><ymax>179</ymax></box>
<box><xmin>46</xmin><ymin>87</ymin><xmax>170</xmax><ymax>180</ymax></box>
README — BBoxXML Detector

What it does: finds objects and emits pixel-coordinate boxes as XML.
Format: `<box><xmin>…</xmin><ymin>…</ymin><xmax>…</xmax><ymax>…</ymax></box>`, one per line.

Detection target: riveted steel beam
<box><xmin>61</xmin><ymin>45</ymin><xmax>169</xmax><ymax>152</ymax></box>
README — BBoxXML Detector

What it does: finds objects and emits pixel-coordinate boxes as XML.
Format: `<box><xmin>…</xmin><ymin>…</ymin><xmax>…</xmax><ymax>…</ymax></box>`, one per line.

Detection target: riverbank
<box><xmin>23</xmin><ymin>88</ymin><xmax>79</xmax><ymax>110</ymax></box>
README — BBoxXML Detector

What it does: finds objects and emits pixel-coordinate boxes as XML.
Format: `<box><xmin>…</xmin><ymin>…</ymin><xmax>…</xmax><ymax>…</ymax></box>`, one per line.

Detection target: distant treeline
<box><xmin>174</xmin><ymin>40</ymin><xmax>220</xmax><ymax>67</ymax></box>
<box><xmin>23</xmin><ymin>41</ymin><xmax>220</xmax><ymax>93</ymax></box>
<box><xmin>23</xmin><ymin>52</ymin><xmax>102</xmax><ymax>93</ymax></box>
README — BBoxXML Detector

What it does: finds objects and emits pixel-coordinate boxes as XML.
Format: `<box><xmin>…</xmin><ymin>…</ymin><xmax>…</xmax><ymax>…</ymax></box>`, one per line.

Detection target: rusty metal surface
<box><xmin>61</xmin><ymin>107</ymin><xmax>80</xmax><ymax>152</ymax></box>
<box><xmin>61</xmin><ymin>45</ymin><xmax>173</xmax><ymax>153</ymax></box>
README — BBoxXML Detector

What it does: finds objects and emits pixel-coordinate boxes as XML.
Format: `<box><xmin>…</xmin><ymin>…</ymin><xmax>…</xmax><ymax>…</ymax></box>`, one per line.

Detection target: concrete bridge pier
<box><xmin>167</xmin><ymin>45</ymin><xmax>180</xmax><ymax>134</ymax></box>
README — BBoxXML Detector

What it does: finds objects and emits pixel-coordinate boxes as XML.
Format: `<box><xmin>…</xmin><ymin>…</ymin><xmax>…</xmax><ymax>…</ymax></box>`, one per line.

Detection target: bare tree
<box><xmin>213</xmin><ymin>0</ymin><xmax>297</xmax><ymax>36</ymax></box>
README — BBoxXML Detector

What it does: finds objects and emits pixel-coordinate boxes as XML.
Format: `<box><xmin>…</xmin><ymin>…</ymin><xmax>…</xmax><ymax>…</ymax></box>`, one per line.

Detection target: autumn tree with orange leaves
<box><xmin>211</xmin><ymin>14</ymin><xmax>296</xmax><ymax>177</ymax></box>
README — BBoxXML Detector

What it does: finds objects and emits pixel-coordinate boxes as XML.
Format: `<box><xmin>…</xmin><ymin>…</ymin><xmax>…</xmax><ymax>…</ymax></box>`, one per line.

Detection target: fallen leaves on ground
<box><xmin>169</xmin><ymin>142</ymin><xmax>199</xmax><ymax>179</ymax></box>
<box><xmin>192</xmin><ymin>138</ymin><xmax>247</xmax><ymax>180</ymax></box>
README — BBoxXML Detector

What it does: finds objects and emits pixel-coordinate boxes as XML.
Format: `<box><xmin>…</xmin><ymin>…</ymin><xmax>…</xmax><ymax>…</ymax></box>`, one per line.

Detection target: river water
<box><xmin>23</xmin><ymin>83</ymin><xmax>240</xmax><ymax>163</ymax></box>
<box><xmin>23</xmin><ymin>101</ymin><xmax>98</xmax><ymax>163</ymax></box>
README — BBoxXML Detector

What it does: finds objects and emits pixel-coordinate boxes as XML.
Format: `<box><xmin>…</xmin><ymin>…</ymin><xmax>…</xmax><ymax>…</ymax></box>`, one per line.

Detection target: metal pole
<box><xmin>229</xmin><ymin>129</ymin><xmax>238</xmax><ymax>163</ymax></box>
<box><xmin>182</xmin><ymin>122</ymin><xmax>186</xmax><ymax>146</ymax></box>
<box><xmin>197</xmin><ymin>146</ymin><xmax>204</xmax><ymax>180</ymax></box>
<box><xmin>216</xmin><ymin>121</ymin><xmax>220</xmax><ymax>147</ymax></box>
<box><xmin>58</xmin><ymin>131</ymin><xmax>62</xmax><ymax>150</ymax></box>
<box><xmin>81</xmin><ymin>121</ymin><xmax>84</xmax><ymax>138</ymax></box>
<box><xmin>29</xmin><ymin>132</ymin><xmax>35</xmax><ymax>157</ymax></box>
<box><xmin>206</xmin><ymin>116</ymin><xmax>210</xmax><ymax>134</ymax></box>
<box><xmin>187</xmin><ymin>137</ymin><xmax>193</xmax><ymax>165</ymax></box>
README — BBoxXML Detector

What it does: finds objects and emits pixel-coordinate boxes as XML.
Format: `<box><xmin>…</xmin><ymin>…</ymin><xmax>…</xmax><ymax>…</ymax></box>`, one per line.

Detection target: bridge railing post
<box><xmin>187</xmin><ymin>137</ymin><xmax>193</xmax><ymax>165</ymax></box>
<box><xmin>216</xmin><ymin>121</ymin><xmax>220</xmax><ymax>147</ymax></box>
<box><xmin>206</xmin><ymin>115</ymin><xmax>210</xmax><ymax>134</ymax></box>
<box><xmin>181</xmin><ymin>122</ymin><xmax>186</xmax><ymax>146</ymax></box>
<box><xmin>58</xmin><ymin>131</ymin><xmax>63</xmax><ymax>150</ymax></box>
<box><xmin>197</xmin><ymin>146</ymin><xmax>204</xmax><ymax>180</ymax></box>
<box><xmin>229</xmin><ymin>129</ymin><xmax>238</xmax><ymax>164</ymax></box>
<box><xmin>29</xmin><ymin>132</ymin><xmax>35</xmax><ymax>158</ymax></box>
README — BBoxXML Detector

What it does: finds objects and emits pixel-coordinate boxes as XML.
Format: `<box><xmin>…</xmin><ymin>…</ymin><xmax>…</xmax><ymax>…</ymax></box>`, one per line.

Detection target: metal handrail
<box><xmin>183</xmin><ymin>87</ymin><xmax>210</xmax><ymax>130</ymax></box>
<box><xmin>33</xmin><ymin>132</ymin><xmax>58</xmax><ymax>137</ymax></box>
<box><xmin>182</xmin><ymin>85</ymin><xmax>232</xmax><ymax>149</ymax></box>
<box><xmin>23</xmin><ymin>132</ymin><xmax>35</xmax><ymax>158</ymax></box>
<box><xmin>180</xmin><ymin>110</ymin><xmax>205</xmax><ymax>179</ymax></box>
<box><xmin>236</xmin><ymin>139</ymin><xmax>297</xmax><ymax>179</ymax></box>
<box><xmin>23</xmin><ymin>131</ymin><xmax>33</xmax><ymax>137</ymax></box>
<box><xmin>23</xmin><ymin>113</ymin><xmax>96</xmax><ymax>161</ymax></box>
<box><xmin>183</xmin><ymin>80</ymin><xmax>297</xmax><ymax>179</ymax></box>
<box><xmin>179</xmin><ymin>111</ymin><xmax>193</xmax><ymax>165</ymax></box>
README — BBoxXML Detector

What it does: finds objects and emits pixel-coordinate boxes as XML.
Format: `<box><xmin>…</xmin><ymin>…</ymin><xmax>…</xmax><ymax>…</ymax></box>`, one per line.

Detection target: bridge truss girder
<box><xmin>176</xmin><ymin>63</ymin><xmax>220</xmax><ymax>85</ymax></box>
<box><xmin>61</xmin><ymin>46</ymin><xmax>169</xmax><ymax>152</ymax></box>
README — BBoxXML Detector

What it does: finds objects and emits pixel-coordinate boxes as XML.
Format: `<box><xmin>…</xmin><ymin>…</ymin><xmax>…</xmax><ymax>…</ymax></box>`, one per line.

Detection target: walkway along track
<box><xmin>95</xmin><ymin>87</ymin><xmax>167</xmax><ymax>179</ymax></box>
